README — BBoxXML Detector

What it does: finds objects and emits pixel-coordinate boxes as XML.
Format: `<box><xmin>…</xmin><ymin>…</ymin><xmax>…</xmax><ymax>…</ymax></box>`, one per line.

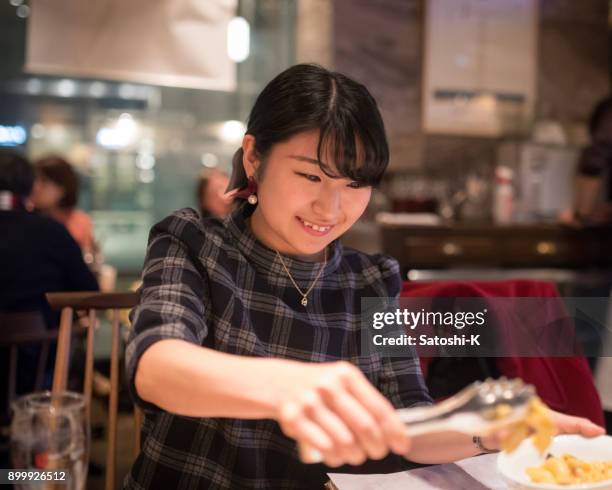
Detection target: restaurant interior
<box><xmin>1</xmin><ymin>0</ymin><xmax>612</xmax><ymax>489</ymax></box>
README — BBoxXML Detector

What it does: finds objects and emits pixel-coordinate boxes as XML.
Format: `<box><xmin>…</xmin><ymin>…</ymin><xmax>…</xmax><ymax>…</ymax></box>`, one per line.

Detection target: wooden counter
<box><xmin>380</xmin><ymin>223</ymin><xmax>612</xmax><ymax>275</ymax></box>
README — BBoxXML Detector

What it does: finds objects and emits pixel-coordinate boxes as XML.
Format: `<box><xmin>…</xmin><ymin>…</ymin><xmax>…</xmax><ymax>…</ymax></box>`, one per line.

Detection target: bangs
<box><xmin>315</xmin><ymin>109</ymin><xmax>389</xmax><ymax>188</ymax></box>
<box><xmin>240</xmin><ymin>64</ymin><xmax>390</xmax><ymax>191</ymax></box>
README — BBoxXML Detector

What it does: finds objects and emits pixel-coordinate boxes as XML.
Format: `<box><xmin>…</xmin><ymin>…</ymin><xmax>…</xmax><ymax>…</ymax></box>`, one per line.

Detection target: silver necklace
<box><xmin>275</xmin><ymin>248</ymin><xmax>327</xmax><ymax>307</ymax></box>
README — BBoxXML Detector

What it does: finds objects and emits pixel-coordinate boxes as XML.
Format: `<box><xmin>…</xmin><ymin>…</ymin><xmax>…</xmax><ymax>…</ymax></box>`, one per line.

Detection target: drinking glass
<box><xmin>10</xmin><ymin>391</ymin><xmax>89</xmax><ymax>490</ymax></box>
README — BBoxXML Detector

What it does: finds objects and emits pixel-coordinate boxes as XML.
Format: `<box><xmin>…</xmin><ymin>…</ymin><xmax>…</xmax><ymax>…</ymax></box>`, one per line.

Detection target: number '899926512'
<box><xmin>5</xmin><ymin>470</ymin><xmax>68</xmax><ymax>482</ymax></box>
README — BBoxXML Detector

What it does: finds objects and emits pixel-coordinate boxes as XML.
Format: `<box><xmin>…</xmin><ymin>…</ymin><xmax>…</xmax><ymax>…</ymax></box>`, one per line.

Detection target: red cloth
<box><xmin>401</xmin><ymin>280</ymin><xmax>604</xmax><ymax>426</ymax></box>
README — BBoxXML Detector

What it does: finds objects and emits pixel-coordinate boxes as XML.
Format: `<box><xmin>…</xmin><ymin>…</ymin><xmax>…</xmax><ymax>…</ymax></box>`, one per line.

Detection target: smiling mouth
<box><xmin>297</xmin><ymin>217</ymin><xmax>335</xmax><ymax>233</ymax></box>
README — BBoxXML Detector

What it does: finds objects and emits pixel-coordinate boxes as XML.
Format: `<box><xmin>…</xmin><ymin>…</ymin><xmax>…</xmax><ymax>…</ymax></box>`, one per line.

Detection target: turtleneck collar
<box><xmin>225</xmin><ymin>201</ymin><xmax>343</xmax><ymax>281</ymax></box>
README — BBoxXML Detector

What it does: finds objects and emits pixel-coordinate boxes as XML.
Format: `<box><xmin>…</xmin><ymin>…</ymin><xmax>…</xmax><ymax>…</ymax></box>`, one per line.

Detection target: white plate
<box><xmin>497</xmin><ymin>434</ymin><xmax>612</xmax><ymax>489</ymax></box>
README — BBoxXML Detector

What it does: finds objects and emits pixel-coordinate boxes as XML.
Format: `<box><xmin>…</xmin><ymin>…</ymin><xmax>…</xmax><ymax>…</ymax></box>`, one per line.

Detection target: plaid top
<box><xmin>124</xmin><ymin>202</ymin><xmax>431</xmax><ymax>490</ymax></box>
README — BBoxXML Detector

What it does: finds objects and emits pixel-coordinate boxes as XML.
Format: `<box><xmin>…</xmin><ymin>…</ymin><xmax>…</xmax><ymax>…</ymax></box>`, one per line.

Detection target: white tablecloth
<box><xmin>328</xmin><ymin>453</ymin><xmax>508</xmax><ymax>489</ymax></box>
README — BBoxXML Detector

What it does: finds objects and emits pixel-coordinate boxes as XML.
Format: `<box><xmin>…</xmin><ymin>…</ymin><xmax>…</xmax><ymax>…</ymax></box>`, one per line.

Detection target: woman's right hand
<box><xmin>273</xmin><ymin>360</ymin><xmax>411</xmax><ymax>467</ymax></box>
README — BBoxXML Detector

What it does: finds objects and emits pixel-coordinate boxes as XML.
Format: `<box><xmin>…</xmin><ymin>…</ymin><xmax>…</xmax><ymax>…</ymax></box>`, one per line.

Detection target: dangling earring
<box><xmin>246</xmin><ymin>176</ymin><xmax>258</xmax><ymax>204</ymax></box>
<box><xmin>228</xmin><ymin>175</ymin><xmax>258</xmax><ymax>203</ymax></box>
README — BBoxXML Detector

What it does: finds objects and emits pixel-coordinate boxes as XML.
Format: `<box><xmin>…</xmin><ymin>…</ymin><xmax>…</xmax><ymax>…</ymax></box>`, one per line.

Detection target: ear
<box><xmin>242</xmin><ymin>134</ymin><xmax>260</xmax><ymax>180</ymax></box>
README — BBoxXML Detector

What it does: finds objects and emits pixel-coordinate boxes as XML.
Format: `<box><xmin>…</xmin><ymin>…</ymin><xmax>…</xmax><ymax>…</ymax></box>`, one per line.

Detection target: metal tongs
<box><xmin>398</xmin><ymin>377</ymin><xmax>536</xmax><ymax>437</ymax></box>
<box><xmin>301</xmin><ymin>377</ymin><xmax>535</xmax><ymax>463</ymax></box>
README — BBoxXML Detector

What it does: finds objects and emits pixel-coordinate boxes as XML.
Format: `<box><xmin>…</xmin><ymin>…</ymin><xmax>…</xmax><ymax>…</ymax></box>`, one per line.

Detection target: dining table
<box><xmin>327</xmin><ymin>452</ymin><xmax>509</xmax><ymax>489</ymax></box>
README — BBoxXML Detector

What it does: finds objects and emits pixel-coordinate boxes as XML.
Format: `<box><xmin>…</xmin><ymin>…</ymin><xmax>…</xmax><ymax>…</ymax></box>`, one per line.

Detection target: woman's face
<box><xmin>31</xmin><ymin>176</ymin><xmax>63</xmax><ymax>210</ymax></box>
<box><xmin>245</xmin><ymin>130</ymin><xmax>372</xmax><ymax>260</ymax></box>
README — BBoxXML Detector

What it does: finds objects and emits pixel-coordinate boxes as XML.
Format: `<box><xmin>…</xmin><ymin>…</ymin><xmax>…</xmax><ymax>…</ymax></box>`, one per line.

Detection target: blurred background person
<box><xmin>31</xmin><ymin>155</ymin><xmax>95</xmax><ymax>252</ymax></box>
<box><xmin>196</xmin><ymin>168</ymin><xmax>231</xmax><ymax>218</ymax></box>
<box><xmin>0</xmin><ymin>150</ymin><xmax>98</xmax><ymax>327</ymax></box>
<box><xmin>569</xmin><ymin>96</ymin><xmax>612</xmax><ymax>224</ymax></box>
<box><xmin>0</xmin><ymin>150</ymin><xmax>98</xmax><ymax>432</ymax></box>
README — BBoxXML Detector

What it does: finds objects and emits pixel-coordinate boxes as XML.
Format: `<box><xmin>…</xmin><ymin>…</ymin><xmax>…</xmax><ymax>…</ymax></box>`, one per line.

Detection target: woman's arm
<box><xmin>136</xmin><ymin>338</ymin><xmax>293</xmax><ymax>419</ymax></box>
<box><xmin>135</xmin><ymin>338</ymin><xmax>606</xmax><ymax>467</ymax></box>
<box><xmin>405</xmin><ymin>432</ymin><xmax>480</xmax><ymax>464</ymax></box>
<box><xmin>404</xmin><ymin>410</ymin><xmax>605</xmax><ymax>464</ymax></box>
<box><xmin>135</xmin><ymin>338</ymin><xmax>412</xmax><ymax>467</ymax></box>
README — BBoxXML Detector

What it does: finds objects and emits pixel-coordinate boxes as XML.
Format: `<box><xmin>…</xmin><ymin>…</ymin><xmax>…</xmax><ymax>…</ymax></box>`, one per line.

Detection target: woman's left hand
<box><xmin>481</xmin><ymin>409</ymin><xmax>605</xmax><ymax>452</ymax></box>
<box><xmin>549</xmin><ymin>409</ymin><xmax>605</xmax><ymax>438</ymax></box>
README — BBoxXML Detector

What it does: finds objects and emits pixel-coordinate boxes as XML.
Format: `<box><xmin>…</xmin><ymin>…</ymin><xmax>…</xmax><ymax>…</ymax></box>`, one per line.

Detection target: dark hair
<box><xmin>228</xmin><ymin>63</ymin><xmax>389</xmax><ymax>191</ymax></box>
<box><xmin>588</xmin><ymin>96</ymin><xmax>612</xmax><ymax>138</ymax></box>
<box><xmin>0</xmin><ymin>150</ymin><xmax>34</xmax><ymax>196</ymax></box>
<box><xmin>34</xmin><ymin>156</ymin><xmax>79</xmax><ymax>208</ymax></box>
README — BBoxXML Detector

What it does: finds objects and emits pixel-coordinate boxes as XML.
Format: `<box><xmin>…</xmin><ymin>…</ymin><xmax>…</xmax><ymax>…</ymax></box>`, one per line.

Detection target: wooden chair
<box><xmin>0</xmin><ymin>312</ymin><xmax>55</xmax><ymax>417</ymax></box>
<box><xmin>46</xmin><ymin>291</ymin><xmax>140</xmax><ymax>490</ymax></box>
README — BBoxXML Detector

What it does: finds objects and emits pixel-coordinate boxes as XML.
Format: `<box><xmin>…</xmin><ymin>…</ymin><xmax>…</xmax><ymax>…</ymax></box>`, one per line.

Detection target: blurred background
<box><xmin>0</xmin><ymin>0</ymin><xmax>296</xmax><ymax>276</ymax></box>
<box><xmin>1</xmin><ymin>0</ymin><xmax>611</xmax><ymax>290</ymax></box>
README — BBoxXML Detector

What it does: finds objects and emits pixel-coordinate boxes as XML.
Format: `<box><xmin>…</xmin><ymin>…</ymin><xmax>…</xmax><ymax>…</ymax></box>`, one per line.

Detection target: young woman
<box><xmin>125</xmin><ymin>64</ymin><xmax>603</xmax><ymax>489</ymax></box>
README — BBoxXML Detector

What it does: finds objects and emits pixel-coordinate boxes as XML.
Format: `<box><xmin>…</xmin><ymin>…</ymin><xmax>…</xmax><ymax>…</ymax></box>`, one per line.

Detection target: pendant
<box><xmin>301</xmin><ymin>297</ymin><xmax>308</xmax><ymax>306</ymax></box>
